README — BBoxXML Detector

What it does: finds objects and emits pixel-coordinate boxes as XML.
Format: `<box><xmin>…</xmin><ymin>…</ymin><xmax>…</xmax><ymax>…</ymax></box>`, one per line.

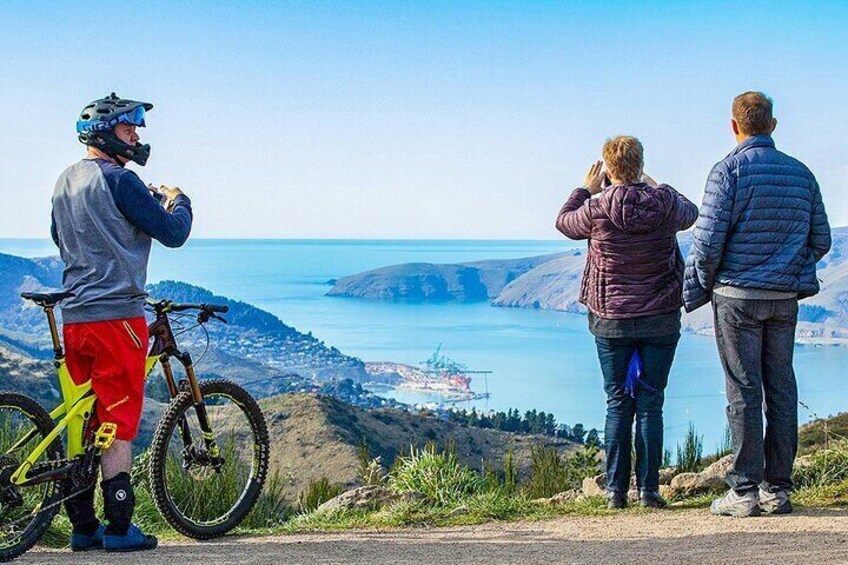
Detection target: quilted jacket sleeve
<box><xmin>683</xmin><ymin>163</ymin><xmax>735</xmax><ymax>311</ymax></box>
<box><xmin>672</xmin><ymin>189</ymin><xmax>699</xmax><ymax>231</ymax></box>
<box><xmin>555</xmin><ymin>188</ymin><xmax>593</xmax><ymax>240</ymax></box>
<box><xmin>692</xmin><ymin>164</ymin><xmax>735</xmax><ymax>289</ymax></box>
<box><xmin>808</xmin><ymin>177</ymin><xmax>831</xmax><ymax>262</ymax></box>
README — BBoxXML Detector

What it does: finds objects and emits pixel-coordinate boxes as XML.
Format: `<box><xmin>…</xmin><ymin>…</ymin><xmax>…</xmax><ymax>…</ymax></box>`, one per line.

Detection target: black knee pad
<box><xmin>101</xmin><ymin>472</ymin><xmax>135</xmax><ymax>536</ymax></box>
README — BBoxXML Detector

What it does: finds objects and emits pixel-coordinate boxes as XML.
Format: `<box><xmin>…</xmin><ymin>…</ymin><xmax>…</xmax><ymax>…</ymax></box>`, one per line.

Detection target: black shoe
<box><xmin>607</xmin><ymin>491</ymin><xmax>628</xmax><ymax>509</ymax></box>
<box><xmin>639</xmin><ymin>490</ymin><xmax>668</xmax><ymax>509</ymax></box>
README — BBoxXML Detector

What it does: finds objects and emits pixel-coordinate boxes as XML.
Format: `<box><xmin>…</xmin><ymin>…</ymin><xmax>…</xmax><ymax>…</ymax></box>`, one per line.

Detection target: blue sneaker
<box><xmin>104</xmin><ymin>524</ymin><xmax>158</xmax><ymax>553</ymax></box>
<box><xmin>70</xmin><ymin>523</ymin><xmax>105</xmax><ymax>552</ymax></box>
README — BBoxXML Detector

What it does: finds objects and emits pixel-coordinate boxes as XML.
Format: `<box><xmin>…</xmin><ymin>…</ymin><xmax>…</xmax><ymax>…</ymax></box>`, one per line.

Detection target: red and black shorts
<box><xmin>63</xmin><ymin>317</ymin><xmax>148</xmax><ymax>441</ymax></box>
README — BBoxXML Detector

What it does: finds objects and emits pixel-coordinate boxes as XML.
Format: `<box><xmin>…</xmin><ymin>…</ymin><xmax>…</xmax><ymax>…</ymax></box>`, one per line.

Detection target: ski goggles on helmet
<box><xmin>76</xmin><ymin>105</ymin><xmax>147</xmax><ymax>134</ymax></box>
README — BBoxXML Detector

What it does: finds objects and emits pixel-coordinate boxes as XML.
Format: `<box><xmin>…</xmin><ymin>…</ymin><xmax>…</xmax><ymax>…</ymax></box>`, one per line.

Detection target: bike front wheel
<box><xmin>147</xmin><ymin>379</ymin><xmax>269</xmax><ymax>539</ymax></box>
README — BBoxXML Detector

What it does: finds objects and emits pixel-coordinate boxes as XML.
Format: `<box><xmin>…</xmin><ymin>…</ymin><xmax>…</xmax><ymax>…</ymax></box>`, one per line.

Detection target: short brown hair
<box><xmin>603</xmin><ymin>136</ymin><xmax>643</xmax><ymax>184</ymax></box>
<box><xmin>733</xmin><ymin>91</ymin><xmax>773</xmax><ymax>135</ymax></box>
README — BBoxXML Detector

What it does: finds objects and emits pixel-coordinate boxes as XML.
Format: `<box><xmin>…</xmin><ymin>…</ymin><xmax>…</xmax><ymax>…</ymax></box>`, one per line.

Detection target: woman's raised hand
<box><xmin>583</xmin><ymin>160</ymin><xmax>606</xmax><ymax>195</ymax></box>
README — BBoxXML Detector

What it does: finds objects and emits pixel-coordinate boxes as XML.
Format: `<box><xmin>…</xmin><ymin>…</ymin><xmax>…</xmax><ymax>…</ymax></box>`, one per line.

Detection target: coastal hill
<box><xmin>328</xmin><ymin>252</ymin><xmax>567</xmax><ymax>301</ymax></box>
<box><xmin>0</xmin><ymin>253</ymin><xmax>64</xmax><ymax>353</ymax></box>
<box><xmin>147</xmin><ymin>280</ymin><xmax>369</xmax><ymax>384</ymax></box>
<box><xmin>0</xmin><ymin>252</ymin><xmax>371</xmax><ymax>397</ymax></box>
<box><xmin>327</xmin><ymin>229</ymin><xmax>848</xmax><ymax>340</ymax></box>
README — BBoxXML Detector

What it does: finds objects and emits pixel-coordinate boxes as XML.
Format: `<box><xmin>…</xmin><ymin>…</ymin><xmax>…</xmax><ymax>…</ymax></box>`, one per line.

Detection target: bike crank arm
<box><xmin>15</xmin><ymin>462</ymin><xmax>75</xmax><ymax>487</ymax></box>
<box><xmin>1</xmin><ymin>477</ymin><xmax>98</xmax><ymax>533</ymax></box>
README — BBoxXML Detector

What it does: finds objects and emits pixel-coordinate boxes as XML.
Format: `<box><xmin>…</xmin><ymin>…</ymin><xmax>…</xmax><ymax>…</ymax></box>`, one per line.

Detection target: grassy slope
<box><xmin>260</xmin><ymin>393</ymin><xmax>576</xmax><ymax>502</ymax></box>
<box><xmin>799</xmin><ymin>412</ymin><xmax>848</xmax><ymax>451</ymax></box>
<box><xmin>283</xmin><ymin>412</ymin><xmax>848</xmax><ymax>532</ymax></box>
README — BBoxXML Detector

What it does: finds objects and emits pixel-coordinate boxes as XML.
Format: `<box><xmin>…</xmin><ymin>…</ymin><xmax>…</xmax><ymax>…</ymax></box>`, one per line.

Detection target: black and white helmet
<box><xmin>76</xmin><ymin>93</ymin><xmax>153</xmax><ymax>166</ymax></box>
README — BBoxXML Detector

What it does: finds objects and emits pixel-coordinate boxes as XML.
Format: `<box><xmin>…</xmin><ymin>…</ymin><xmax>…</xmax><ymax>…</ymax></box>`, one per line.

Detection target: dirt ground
<box><xmin>26</xmin><ymin>507</ymin><xmax>848</xmax><ymax>565</ymax></box>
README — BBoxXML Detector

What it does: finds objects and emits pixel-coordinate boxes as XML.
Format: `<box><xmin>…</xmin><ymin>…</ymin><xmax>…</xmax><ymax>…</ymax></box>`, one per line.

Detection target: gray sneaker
<box><xmin>710</xmin><ymin>489</ymin><xmax>761</xmax><ymax>517</ymax></box>
<box><xmin>758</xmin><ymin>487</ymin><xmax>793</xmax><ymax>515</ymax></box>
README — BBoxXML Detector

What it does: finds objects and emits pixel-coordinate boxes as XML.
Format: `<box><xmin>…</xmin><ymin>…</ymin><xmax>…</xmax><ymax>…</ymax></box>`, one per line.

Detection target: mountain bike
<box><xmin>0</xmin><ymin>292</ymin><xmax>270</xmax><ymax>562</ymax></box>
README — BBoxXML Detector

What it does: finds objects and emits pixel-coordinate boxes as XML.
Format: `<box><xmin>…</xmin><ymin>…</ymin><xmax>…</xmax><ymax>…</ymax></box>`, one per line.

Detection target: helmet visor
<box><xmin>76</xmin><ymin>105</ymin><xmax>147</xmax><ymax>134</ymax></box>
<box><xmin>117</xmin><ymin>105</ymin><xmax>146</xmax><ymax>127</ymax></box>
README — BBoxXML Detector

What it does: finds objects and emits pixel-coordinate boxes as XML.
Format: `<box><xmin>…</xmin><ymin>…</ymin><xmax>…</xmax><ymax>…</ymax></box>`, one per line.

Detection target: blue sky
<box><xmin>1</xmin><ymin>1</ymin><xmax>846</xmax><ymax>239</ymax></box>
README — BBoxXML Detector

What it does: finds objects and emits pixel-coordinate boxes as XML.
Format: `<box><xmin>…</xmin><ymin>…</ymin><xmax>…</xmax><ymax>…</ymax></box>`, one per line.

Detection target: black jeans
<box><xmin>595</xmin><ymin>333</ymin><xmax>679</xmax><ymax>493</ymax></box>
<box><xmin>713</xmin><ymin>294</ymin><xmax>799</xmax><ymax>494</ymax></box>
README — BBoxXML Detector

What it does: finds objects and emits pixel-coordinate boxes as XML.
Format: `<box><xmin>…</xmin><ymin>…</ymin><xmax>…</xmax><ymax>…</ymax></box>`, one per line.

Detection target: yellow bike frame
<box><xmin>7</xmin><ymin>304</ymin><xmax>162</xmax><ymax>485</ymax></box>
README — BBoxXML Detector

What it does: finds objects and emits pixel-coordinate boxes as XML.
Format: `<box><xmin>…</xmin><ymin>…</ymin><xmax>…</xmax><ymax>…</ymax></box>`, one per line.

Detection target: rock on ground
<box><xmin>668</xmin><ymin>455</ymin><xmax>733</xmax><ymax>498</ymax></box>
<box><xmin>582</xmin><ymin>474</ymin><xmax>606</xmax><ymax>497</ymax></box>
<box><xmin>316</xmin><ymin>485</ymin><xmax>422</xmax><ymax>514</ymax></box>
<box><xmin>659</xmin><ymin>467</ymin><xmax>678</xmax><ymax>485</ymax></box>
<box><xmin>583</xmin><ymin>467</ymin><xmax>681</xmax><ymax>499</ymax></box>
<box><xmin>532</xmin><ymin>489</ymin><xmax>583</xmax><ymax>506</ymax></box>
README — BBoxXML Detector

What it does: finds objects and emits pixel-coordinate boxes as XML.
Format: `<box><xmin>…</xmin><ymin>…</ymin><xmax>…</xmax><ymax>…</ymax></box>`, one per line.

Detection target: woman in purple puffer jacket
<box><xmin>556</xmin><ymin>136</ymin><xmax>698</xmax><ymax>510</ymax></box>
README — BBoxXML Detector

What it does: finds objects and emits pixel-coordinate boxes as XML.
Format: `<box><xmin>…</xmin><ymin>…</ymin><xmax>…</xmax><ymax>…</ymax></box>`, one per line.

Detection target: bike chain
<box><xmin>1</xmin><ymin>478</ymin><xmax>98</xmax><ymax>533</ymax></box>
<box><xmin>1</xmin><ymin>454</ymin><xmax>100</xmax><ymax>533</ymax></box>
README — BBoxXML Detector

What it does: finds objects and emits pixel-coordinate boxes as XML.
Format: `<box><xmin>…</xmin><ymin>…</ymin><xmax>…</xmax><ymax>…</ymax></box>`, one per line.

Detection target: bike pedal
<box><xmin>93</xmin><ymin>423</ymin><xmax>118</xmax><ymax>450</ymax></box>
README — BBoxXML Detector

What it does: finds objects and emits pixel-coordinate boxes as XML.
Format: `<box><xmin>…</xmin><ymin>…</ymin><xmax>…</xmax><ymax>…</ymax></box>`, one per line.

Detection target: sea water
<box><xmin>3</xmin><ymin>238</ymin><xmax>846</xmax><ymax>450</ymax></box>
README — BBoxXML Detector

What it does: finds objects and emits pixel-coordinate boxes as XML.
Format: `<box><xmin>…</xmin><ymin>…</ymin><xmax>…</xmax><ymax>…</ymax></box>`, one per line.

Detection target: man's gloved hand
<box><xmin>148</xmin><ymin>184</ymin><xmax>185</xmax><ymax>211</ymax></box>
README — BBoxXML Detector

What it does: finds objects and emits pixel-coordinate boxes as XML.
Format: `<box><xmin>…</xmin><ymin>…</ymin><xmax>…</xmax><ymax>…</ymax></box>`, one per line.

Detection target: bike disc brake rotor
<box><xmin>181</xmin><ymin>446</ymin><xmax>222</xmax><ymax>482</ymax></box>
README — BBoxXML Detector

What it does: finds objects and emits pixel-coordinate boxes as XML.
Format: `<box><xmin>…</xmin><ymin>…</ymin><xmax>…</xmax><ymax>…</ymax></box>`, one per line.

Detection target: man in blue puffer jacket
<box><xmin>683</xmin><ymin>92</ymin><xmax>830</xmax><ymax>517</ymax></box>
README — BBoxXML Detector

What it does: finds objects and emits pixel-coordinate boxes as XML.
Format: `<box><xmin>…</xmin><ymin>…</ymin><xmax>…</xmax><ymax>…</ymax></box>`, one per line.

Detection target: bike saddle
<box><xmin>20</xmin><ymin>292</ymin><xmax>75</xmax><ymax>307</ymax></box>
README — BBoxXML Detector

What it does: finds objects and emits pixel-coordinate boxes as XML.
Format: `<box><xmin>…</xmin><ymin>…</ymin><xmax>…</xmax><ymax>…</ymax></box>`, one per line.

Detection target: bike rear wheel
<box><xmin>147</xmin><ymin>379</ymin><xmax>269</xmax><ymax>539</ymax></box>
<box><xmin>0</xmin><ymin>392</ymin><xmax>63</xmax><ymax>563</ymax></box>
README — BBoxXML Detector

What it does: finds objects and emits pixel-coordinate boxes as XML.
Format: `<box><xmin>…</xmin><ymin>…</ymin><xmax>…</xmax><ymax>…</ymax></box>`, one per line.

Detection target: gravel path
<box><xmin>26</xmin><ymin>508</ymin><xmax>848</xmax><ymax>565</ymax></box>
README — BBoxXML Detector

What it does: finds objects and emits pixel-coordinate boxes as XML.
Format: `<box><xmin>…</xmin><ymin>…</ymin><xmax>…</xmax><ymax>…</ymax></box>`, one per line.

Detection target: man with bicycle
<box><xmin>51</xmin><ymin>93</ymin><xmax>193</xmax><ymax>552</ymax></box>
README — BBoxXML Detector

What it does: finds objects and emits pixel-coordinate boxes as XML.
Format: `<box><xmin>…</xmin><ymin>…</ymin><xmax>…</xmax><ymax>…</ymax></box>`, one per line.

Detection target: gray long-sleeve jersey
<box><xmin>51</xmin><ymin>158</ymin><xmax>193</xmax><ymax>323</ymax></box>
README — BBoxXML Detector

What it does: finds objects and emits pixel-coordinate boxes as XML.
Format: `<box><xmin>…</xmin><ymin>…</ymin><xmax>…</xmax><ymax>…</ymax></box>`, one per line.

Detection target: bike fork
<box><xmin>170</xmin><ymin>354</ymin><xmax>221</xmax><ymax>460</ymax></box>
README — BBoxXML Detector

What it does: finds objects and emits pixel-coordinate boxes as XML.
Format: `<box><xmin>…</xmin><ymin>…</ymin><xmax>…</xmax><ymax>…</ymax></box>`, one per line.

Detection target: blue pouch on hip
<box><xmin>625</xmin><ymin>350</ymin><xmax>656</xmax><ymax>398</ymax></box>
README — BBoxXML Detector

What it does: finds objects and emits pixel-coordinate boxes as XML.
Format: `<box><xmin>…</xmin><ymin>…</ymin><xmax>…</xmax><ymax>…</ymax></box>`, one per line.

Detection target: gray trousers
<box><xmin>712</xmin><ymin>294</ymin><xmax>799</xmax><ymax>493</ymax></box>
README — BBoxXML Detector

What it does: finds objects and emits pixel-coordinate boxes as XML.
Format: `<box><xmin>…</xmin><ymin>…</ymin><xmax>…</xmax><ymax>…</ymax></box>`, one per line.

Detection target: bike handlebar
<box><xmin>170</xmin><ymin>303</ymin><xmax>230</xmax><ymax>314</ymax></box>
<box><xmin>146</xmin><ymin>298</ymin><xmax>229</xmax><ymax>316</ymax></box>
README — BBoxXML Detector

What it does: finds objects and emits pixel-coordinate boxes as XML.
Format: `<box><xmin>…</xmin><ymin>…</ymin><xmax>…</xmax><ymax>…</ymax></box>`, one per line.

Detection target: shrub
<box><xmin>676</xmin><ymin>422</ymin><xmax>704</xmax><ymax>472</ymax></box>
<box><xmin>799</xmin><ymin>412</ymin><xmax>848</xmax><ymax>451</ymax></box>
<box><xmin>481</xmin><ymin>448</ymin><xmax>519</xmax><ymax>495</ymax></box>
<box><xmin>388</xmin><ymin>443</ymin><xmax>484</xmax><ymax>506</ymax></box>
<box><xmin>298</xmin><ymin>478</ymin><xmax>345</xmax><ymax>513</ymax></box>
<box><xmin>522</xmin><ymin>443</ymin><xmax>600</xmax><ymax>499</ymax></box>
<box><xmin>240</xmin><ymin>471</ymin><xmax>294</xmax><ymax>529</ymax></box>
<box><xmin>794</xmin><ymin>440</ymin><xmax>848</xmax><ymax>489</ymax></box>
<box><xmin>502</xmin><ymin>448</ymin><xmax>519</xmax><ymax>493</ymax></box>
<box><xmin>714</xmin><ymin>425</ymin><xmax>732</xmax><ymax>460</ymax></box>
<box><xmin>357</xmin><ymin>439</ymin><xmax>387</xmax><ymax>486</ymax></box>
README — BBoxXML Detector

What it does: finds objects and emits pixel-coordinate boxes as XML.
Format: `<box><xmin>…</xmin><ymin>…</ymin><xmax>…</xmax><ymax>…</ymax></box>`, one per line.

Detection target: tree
<box><xmin>544</xmin><ymin>413</ymin><xmax>557</xmax><ymax>435</ymax></box>
<box><xmin>491</xmin><ymin>411</ymin><xmax>505</xmax><ymax>431</ymax></box>
<box><xmin>571</xmin><ymin>423</ymin><xmax>587</xmax><ymax>444</ymax></box>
